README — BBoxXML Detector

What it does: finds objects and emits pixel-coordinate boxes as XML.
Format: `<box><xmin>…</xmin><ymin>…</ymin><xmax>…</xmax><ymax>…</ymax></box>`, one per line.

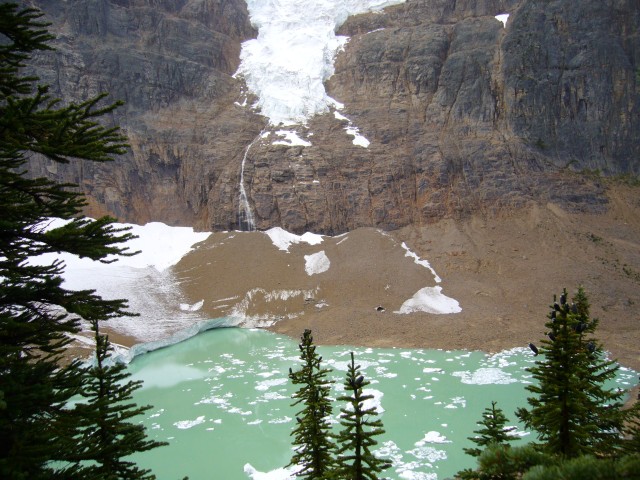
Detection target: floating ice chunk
<box><xmin>304</xmin><ymin>251</ymin><xmax>330</xmax><ymax>275</ymax></box>
<box><xmin>422</xmin><ymin>367</ymin><xmax>442</xmax><ymax>374</ymax></box>
<box><xmin>255</xmin><ymin>378</ymin><xmax>288</xmax><ymax>391</ymax></box>
<box><xmin>264</xmin><ymin>227</ymin><xmax>324</xmax><ymax>252</ymax></box>
<box><xmin>180</xmin><ymin>300</ymin><xmax>204</xmax><ymax>312</ymax></box>
<box><xmin>495</xmin><ymin>13</ymin><xmax>509</xmax><ymax>27</ymax></box>
<box><xmin>400</xmin><ymin>242</ymin><xmax>441</xmax><ymax>283</ymax></box>
<box><xmin>407</xmin><ymin>445</ymin><xmax>447</xmax><ymax>463</ymax></box>
<box><xmin>395</xmin><ymin>286</ymin><xmax>461</xmax><ymax>314</ymax></box>
<box><xmin>244</xmin><ymin>463</ymin><xmax>299</xmax><ymax>480</ymax></box>
<box><xmin>268</xmin><ymin>416</ymin><xmax>293</xmax><ymax>424</ymax></box>
<box><xmin>174</xmin><ymin>416</ymin><xmax>206</xmax><ymax>429</ymax></box>
<box><xmin>452</xmin><ymin>367</ymin><xmax>518</xmax><ymax>385</ymax></box>
<box><xmin>398</xmin><ymin>472</ymin><xmax>438</xmax><ymax>480</ymax></box>
<box><xmin>416</xmin><ymin>431</ymin><xmax>451</xmax><ymax>445</ymax></box>
<box><xmin>273</xmin><ymin>130</ymin><xmax>312</xmax><ymax>147</ymax></box>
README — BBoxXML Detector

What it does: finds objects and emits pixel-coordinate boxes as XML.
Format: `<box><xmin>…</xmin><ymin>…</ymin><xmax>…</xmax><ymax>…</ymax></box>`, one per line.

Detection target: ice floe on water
<box><xmin>174</xmin><ymin>416</ymin><xmax>206</xmax><ymax>430</ymax></box>
<box><xmin>125</xmin><ymin>329</ymin><xmax>638</xmax><ymax>480</ymax></box>
<box><xmin>452</xmin><ymin>367</ymin><xmax>519</xmax><ymax>385</ymax></box>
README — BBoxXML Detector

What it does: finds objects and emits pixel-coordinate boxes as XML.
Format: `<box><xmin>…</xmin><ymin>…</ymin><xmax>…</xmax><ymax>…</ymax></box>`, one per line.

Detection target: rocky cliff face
<box><xmin>25</xmin><ymin>0</ymin><xmax>640</xmax><ymax>233</ymax></box>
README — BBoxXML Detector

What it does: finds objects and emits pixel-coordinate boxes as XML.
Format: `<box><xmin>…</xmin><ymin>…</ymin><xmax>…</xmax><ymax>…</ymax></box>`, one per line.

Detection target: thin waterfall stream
<box><xmin>238</xmin><ymin>133</ymin><xmax>264</xmax><ymax>231</ymax></box>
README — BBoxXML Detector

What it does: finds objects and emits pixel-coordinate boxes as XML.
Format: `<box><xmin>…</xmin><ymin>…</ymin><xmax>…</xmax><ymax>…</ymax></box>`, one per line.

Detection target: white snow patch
<box><xmin>28</xmin><ymin>219</ymin><xmax>212</xmax><ymax>342</ymax></box>
<box><xmin>401</xmin><ymin>242</ymin><xmax>441</xmax><ymax>283</ymax></box>
<box><xmin>180</xmin><ymin>300</ymin><xmax>204</xmax><ymax>312</ymax></box>
<box><xmin>304</xmin><ymin>250</ymin><xmax>330</xmax><ymax>275</ymax></box>
<box><xmin>273</xmin><ymin>130</ymin><xmax>312</xmax><ymax>146</ymax></box>
<box><xmin>33</xmin><ymin>219</ymin><xmax>209</xmax><ymax>272</ymax></box>
<box><xmin>235</xmin><ymin>0</ymin><xmax>407</xmax><ymax>126</ymax></box>
<box><xmin>452</xmin><ymin>367</ymin><xmax>518</xmax><ymax>385</ymax></box>
<box><xmin>346</xmin><ymin>126</ymin><xmax>370</xmax><ymax>148</ymax></box>
<box><xmin>495</xmin><ymin>13</ymin><xmax>510</xmax><ymax>27</ymax></box>
<box><xmin>264</xmin><ymin>227</ymin><xmax>324</xmax><ymax>252</ymax></box>
<box><xmin>333</xmin><ymin>111</ymin><xmax>370</xmax><ymax>147</ymax></box>
<box><xmin>395</xmin><ymin>286</ymin><xmax>461</xmax><ymax>314</ymax></box>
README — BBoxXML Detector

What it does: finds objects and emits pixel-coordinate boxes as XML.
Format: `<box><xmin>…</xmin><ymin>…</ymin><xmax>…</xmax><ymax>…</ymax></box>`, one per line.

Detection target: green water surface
<box><xmin>127</xmin><ymin>327</ymin><xmax>636</xmax><ymax>480</ymax></box>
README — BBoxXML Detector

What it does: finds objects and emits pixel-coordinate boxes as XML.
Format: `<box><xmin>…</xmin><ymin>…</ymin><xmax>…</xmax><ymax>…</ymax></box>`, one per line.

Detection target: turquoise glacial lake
<box><xmin>127</xmin><ymin>327</ymin><xmax>637</xmax><ymax>480</ymax></box>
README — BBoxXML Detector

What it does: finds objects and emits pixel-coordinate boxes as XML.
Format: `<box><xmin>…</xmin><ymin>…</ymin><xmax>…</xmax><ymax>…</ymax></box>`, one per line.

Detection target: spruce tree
<box><xmin>464</xmin><ymin>401</ymin><xmax>518</xmax><ymax>458</ymax></box>
<box><xmin>516</xmin><ymin>287</ymin><xmax>626</xmax><ymax>458</ymax></box>
<box><xmin>66</xmin><ymin>320</ymin><xmax>167</xmax><ymax>478</ymax></box>
<box><xmin>334</xmin><ymin>351</ymin><xmax>390</xmax><ymax>480</ymax></box>
<box><xmin>458</xmin><ymin>401</ymin><xmax>520</xmax><ymax>480</ymax></box>
<box><xmin>0</xmin><ymin>3</ymin><xmax>161</xmax><ymax>477</ymax></box>
<box><xmin>288</xmin><ymin>329</ymin><xmax>336</xmax><ymax>479</ymax></box>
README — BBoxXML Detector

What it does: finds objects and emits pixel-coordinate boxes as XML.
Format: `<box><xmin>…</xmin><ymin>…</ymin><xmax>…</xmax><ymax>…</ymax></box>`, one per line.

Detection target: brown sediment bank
<box><xmin>169</xmin><ymin>190</ymin><xmax>640</xmax><ymax>376</ymax></box>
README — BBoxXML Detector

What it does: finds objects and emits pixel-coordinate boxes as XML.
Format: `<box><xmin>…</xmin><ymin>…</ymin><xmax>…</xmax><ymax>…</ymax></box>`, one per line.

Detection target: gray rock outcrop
<box><xmin>24</xmin><ymin>0</ymin><xmax>640</xmax><ymax>233</ymax></box>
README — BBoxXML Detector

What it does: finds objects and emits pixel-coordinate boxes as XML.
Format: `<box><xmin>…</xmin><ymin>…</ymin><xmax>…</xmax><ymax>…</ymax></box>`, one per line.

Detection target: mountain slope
<box><xmin>23</xmin><ymin>0</ymin><xmax>639</xmax><ymax>233</ymax></box>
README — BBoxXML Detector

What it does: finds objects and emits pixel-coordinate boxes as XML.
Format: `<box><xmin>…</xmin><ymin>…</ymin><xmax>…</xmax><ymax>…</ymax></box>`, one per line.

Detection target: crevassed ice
<box><xmin>236</xmin><ymin>0</ymin><xmax>407</xmax><ymax>126</ymax></box>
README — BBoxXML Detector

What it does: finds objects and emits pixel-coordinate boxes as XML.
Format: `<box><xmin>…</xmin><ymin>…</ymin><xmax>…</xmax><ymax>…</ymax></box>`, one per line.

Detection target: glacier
<box><xmin>235</xmin><ymin>0</ymin><xmax>407</xmax><ymax>126</ymax></box>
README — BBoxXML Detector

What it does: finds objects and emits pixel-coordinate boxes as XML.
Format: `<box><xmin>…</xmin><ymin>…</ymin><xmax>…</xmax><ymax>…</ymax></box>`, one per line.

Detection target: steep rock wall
<box><xmin>25</xmin><ymin>0</ymin><xmax>639</xmax><ymax>233</ymax></box>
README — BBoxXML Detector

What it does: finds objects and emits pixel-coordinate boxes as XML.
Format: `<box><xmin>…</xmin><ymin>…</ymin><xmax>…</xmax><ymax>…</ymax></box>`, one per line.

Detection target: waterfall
<box><xmin>238</xmin><ymin>134</ymin><xmax>262</xmax><ymax>231</ymax></box>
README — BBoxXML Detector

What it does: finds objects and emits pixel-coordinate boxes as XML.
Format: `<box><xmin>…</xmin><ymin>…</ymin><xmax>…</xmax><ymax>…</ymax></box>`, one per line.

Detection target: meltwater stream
<box><xmin>127</xmin><ymin>327</ymin><xmax>636</xmax><ymax>480</ymax></box>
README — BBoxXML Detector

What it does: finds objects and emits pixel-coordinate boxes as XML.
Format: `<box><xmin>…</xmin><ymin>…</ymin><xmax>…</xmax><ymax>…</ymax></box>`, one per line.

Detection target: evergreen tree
<box><xmin>463</xmin><ymin>401</ymin><xmax>518</xmax><ymax>458</ymax></box>
<box><xmin>621</xmin><ymin>402</ymin><xmax>640</xmax><ymax>455</ymax></box>
<box><xmin>288</xmin><ymin>329</ymin><xmax>336</xmax><ymax>479</ymax></box>
<box><xmin>460</xmin><ymin>444</ymin><xmax>551</xmax><ymax>480</ymax></box>
<box><xmin>522</xmin><ymin>453</ymin><xmax>640</xmax><ymax>480</ymax></box>
<box><xmin>334</xmin><ymin>351</ymin><xmax>390</xmax><ymax>480</ymax></box>
<box><xmin>0</xmin><ymin>3</ymin><xmax>161</xmax><ymax>477</ymax></box>
<box><xmin>516</xmin><ymin>287</ymin><xmax>626</xmax><ymax>458</ymax></box>
<box><xmin>65</xmin><ymin>320</ymin><xmax>167</xmax><ymax>478</ymax></box>
<box><xmin>458</xmin><ymin>401</ymin><xmax>520</xmax><ymax>479</ymax></box>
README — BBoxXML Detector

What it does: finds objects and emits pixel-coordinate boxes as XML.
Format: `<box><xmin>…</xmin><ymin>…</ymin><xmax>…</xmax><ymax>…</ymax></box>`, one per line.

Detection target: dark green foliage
<box><xmin>457</xmin><ymin>402</ymin><xmax>520</xmax><ymax>480</ymax></box>
<box><xmin>288</xmin><ymin>329</ymin><xmax>336</xmax><ymax>479</ymax></box>
<box><xmin>622</xmin><ymin>403</ymin><xmax>640</xmax><ymax>454</ymax></box>
<box><xmin>464</xmin><ymin>401</ymin><xmax>518</xmax><ymax>458</ymax></box>
<box><xmin>516</xmin><ymin>287</ymin><xmax>626</xmax><ymax>458</ymax></box>
<box><xmin>65</xmin><ymin>321</ymin><xmax>167</xmax><ymax>479</ymax></box>
<box><xmin>334</xmin><ymin>351</ymin><xmax>390</xmax><ymax>480</ymax></box>
<box><xmin>459</xmin><ymin>444</ymin><xmax>551</xmax><ymax>480</ymax></box>
<box><xmin>523</xmin><ymin>454</ymin><xmax>640</xmax><ymax>480</ymax></box>
<box><xmin>0</xmin><ymin>3</ymin><xmax>161</xmax><ymax>477</ymax></box>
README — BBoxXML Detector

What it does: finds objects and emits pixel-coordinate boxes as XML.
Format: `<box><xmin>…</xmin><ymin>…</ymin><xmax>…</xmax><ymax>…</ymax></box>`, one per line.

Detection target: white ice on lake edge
<box><xmin>27</xmin><ymin>219</ymin><xmax>461</xmax><ymax>360</ymax></box>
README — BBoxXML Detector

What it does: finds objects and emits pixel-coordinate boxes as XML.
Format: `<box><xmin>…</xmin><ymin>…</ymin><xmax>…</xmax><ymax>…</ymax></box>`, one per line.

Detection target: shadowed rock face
<box><xmin>25</xmin><ymin>0</ymin><xmax>639</xmax><ymax>233</ymax></box>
